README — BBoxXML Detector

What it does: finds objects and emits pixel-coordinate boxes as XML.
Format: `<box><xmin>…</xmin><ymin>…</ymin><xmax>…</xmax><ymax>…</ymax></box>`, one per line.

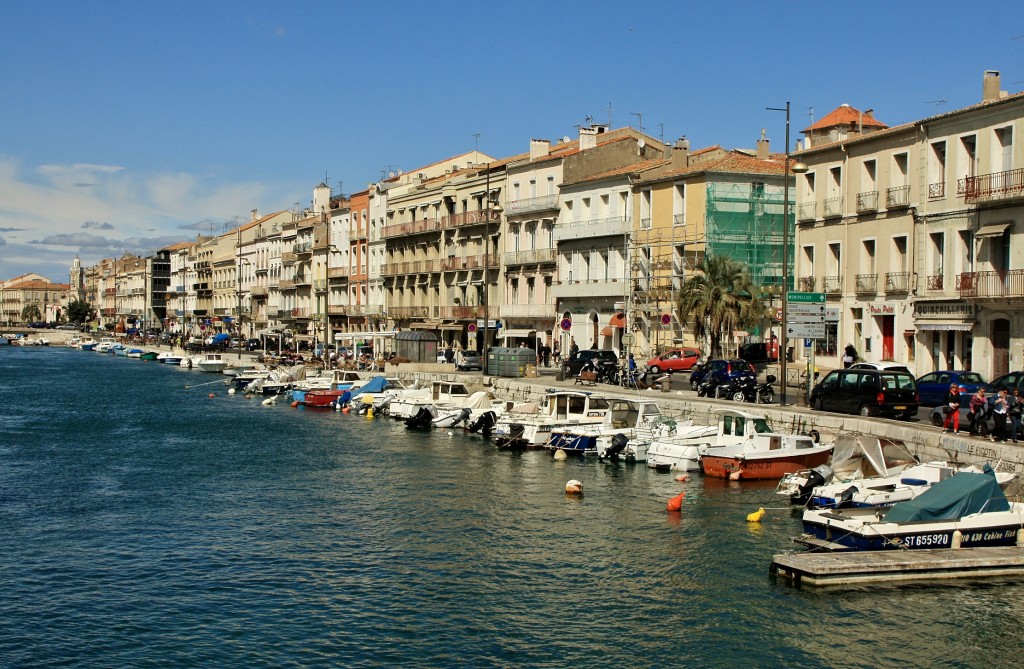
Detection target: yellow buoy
<box><xmin>746</xmin><ymin>507</ymin><xmax>766</xmax><ymax>523</ymax></box>
<box><xmin>367</xmin><ymin>407</ymin><xmax>374</xmax><ymax>418</ymax></box>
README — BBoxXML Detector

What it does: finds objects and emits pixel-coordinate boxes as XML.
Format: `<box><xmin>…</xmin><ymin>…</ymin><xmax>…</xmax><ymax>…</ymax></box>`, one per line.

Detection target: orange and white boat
<box><xmin>698</xmin><ymin>409</ymin><xmax>833</xmax><ymax>480</ymax></box>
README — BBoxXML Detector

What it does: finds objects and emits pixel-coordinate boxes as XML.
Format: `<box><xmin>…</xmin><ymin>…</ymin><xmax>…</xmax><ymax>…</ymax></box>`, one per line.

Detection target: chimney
<box><xmin>579</xmin><ymin>126</ymin><xmax>598</xmax><ymax>151</ymax></box>
<box><xmin>530</xmin><ymin>138</ymin><xmax>551</xmax><ymax>160</ymax></box>
<box><xmin>672</xmin><ymin>137</ymin><xmax>691</xmax><ymax>169</ymax></box>
<box><xmin>250</xmin><ymin>209</ymin><xmax>260</xmax><ymax>222</ymax></box>
<box><xmin>756</xmin><ymin>129</ymin><xmax>770</xmax><ymax>160</ymax></box>
<box><xmin>983</xmin><ymin>70</ymin><xmax>1002</xmax><ymax>102</ymax></box>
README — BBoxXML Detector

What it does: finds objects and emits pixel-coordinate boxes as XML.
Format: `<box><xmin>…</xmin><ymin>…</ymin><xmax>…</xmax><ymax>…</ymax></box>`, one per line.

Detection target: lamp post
<box><xmin>767</xmin><ymin>102</ymin><xmax>808</xmax><ymax>405</ymax></box>
<box><xmin>236</xmin><ymin>258</ymin><xmax>250</xmax><ymax>359</ymax></box>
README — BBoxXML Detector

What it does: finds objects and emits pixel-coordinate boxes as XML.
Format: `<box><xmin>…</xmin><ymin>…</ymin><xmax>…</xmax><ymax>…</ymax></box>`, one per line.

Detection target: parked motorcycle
<box><xmin>715</xmin><ymin>373</ymin><xmax>756</xmax><ymax>401</ymax></box>
<box><xmin>696</xmin><ymin>375</ymin><xmax>721</xmax><ymax>398</ymax></box>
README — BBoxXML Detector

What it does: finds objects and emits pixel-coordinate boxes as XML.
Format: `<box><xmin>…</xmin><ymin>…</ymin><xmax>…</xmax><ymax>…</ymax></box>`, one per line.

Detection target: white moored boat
<box><xmin>196</xmin><ymin>353</ymin><xmax>228</xmax><ymax>373</ymax></box>
<box><xmin>493</xmin><ymin>390</ymin><xmax>611</xmax><ymax>449</ymax></box>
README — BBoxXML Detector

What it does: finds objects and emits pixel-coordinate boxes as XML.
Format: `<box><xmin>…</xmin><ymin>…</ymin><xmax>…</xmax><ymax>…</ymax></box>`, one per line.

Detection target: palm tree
<box><xmin>21</xmin><ymin>302</ymin><xmax>42</xmax><ymax>324</ymax></box>
<box><xmin>678</xmin><ymin>254</ymin><xmax>766</xmax><ymax>358</ymax></box>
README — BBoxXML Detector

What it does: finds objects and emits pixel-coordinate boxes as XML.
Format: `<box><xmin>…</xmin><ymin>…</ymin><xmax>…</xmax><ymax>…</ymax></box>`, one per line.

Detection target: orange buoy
<box><xmin>208</xmin><ymin>393</ymin><xmax>215</xmax><ymax>398</ymax></box>
<box><xmin>675</xmin><ymin>473</ymin><xmax>689</xmax><ymax>482</ymax></box>
<box><xmin>666</xmin><ymin>492</ymin><xmax>685</xmax><ymax>512</ymax></box>
<box><xmin>729</xmin><ymin>470</ymin><xmax>742</xmax><ymax>481</ymax></box>
<box><xmin>565</xmin><ymin>480</ymin><xmax>583</xmax><ymax>495</ymax></box>
<box><xmin>342</xmin><ymin>406</ymin><xmax>351</xmax><ymax>414</ymax></box>
<box><xmin>291</xmin><ymin>401</ymin><xmax>299</xmax><ymax>408</ymax></box>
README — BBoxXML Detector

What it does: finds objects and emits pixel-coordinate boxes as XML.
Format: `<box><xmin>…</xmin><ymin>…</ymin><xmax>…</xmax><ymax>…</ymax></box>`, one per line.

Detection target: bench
<box><xmin>575</xmin><ymin>370</ymin><xmax>597</xmax><ymax>386</ymax></box>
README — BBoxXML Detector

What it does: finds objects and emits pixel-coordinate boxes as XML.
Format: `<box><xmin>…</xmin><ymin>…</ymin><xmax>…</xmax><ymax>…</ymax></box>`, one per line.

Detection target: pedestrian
<box><xmin>968</xmin><ymin>387</ymin><xmax>988</xmax><ymax>436</ymax></box>
<box><xmin>942</xmin><ymin>383</ymin><xmax>962</xmax><ymax>434</ymax></box>
<box><xmin>842</xmin><ymin>344</ymin><xmax>857</xmax><ymax>369</ymax></box>
<box><xmin>553</xmin><ymin>341</ymin><xmax>561</xmax><ymax>365</ymax></box>
<box><xmin>541</xmin><ymin>344</ymin><xmax>551</xmax><ymax>367</ymax></box>
<box><xmin>991</xmin><ymin>388</ymin><xmax>1010</xmax><ymax>442</ymax></box>
<box><xmin>569</xmin><ymin>338</ymin><xmax>579</xmax><ymax>360</ymax></box>
<box><xmin>1011</xmin><ymin>389</ymin><xmax>1023</xmax><ymax>443</ymax></box>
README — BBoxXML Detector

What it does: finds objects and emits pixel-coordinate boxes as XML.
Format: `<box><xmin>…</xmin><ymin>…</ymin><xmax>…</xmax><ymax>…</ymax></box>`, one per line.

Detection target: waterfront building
<box><xmin>0</xmin><ymin>275</ymin><xmax>69</xmax><ymax>325</ymax></box>
<box><xmin>794</xmin><ymin>70</ymin><xmax>1024</xmax><ymax>378</ymax></box>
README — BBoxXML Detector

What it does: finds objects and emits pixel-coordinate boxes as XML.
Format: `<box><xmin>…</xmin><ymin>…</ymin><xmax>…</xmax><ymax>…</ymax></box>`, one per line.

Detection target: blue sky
<box><xmin>2</xmin><ymin>0</ymin><xmax>1022</xmax><ymax>281</ymax></box>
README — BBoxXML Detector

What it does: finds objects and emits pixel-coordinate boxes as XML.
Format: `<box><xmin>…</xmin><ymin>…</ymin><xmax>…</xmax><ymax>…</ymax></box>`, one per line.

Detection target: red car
<box><xmin>646</xmin><ymin>347</ymin><xmax>702</xmax><ymax>373</ymax></box>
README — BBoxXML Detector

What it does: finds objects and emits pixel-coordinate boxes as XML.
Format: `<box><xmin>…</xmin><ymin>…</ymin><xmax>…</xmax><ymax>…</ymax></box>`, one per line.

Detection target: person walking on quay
<box><xmin>541</xmin><ymin>344</ymin><xmax>551</xmax><ymax>367</ymax></box>
<box><xmin>842</xmin><ymin>343</ymin><xmax>857</xmax><ymax>369</ymax></box>
<box><xmin>942</xmin><ymin>383</ymin><xmax>962</xmax><ymax>434</ymax></box>
<box><xmin>569</xmin><ymin>338</ymin><xmax>579</xmax><ymax>360</ymax></box>
<box><xmin>1012</xmin><ymin>389</ymin><xmax>1023</xmax><ymax>443</ymax></box>
<box><xmin>552</xmin><ymin>341</ymin><xmax>561</xmax><ymax>365</ymax></box>
<box><xmin>968</xmin><ymin>387</ymin><xmax>988</xmax><ymax>436</ymax></box>
<box><xmin>991</xmin><ymin>388</ymin><xmax>1010</xmax><ymax>442</ymax></box>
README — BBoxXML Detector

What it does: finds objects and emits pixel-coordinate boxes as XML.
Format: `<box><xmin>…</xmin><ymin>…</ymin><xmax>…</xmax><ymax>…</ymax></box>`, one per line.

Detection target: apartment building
<box><xmin>794</xmin><ymin>70</ymin><xmax>1024</xmax><ymax>378</ymax></box>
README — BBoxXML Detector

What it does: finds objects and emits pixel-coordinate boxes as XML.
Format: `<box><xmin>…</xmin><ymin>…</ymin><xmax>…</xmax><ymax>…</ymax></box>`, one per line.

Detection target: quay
<box><xmin>770</xmin><ymin>545</ymin><xmax>1024</xmax><ymax>587</ymax></box>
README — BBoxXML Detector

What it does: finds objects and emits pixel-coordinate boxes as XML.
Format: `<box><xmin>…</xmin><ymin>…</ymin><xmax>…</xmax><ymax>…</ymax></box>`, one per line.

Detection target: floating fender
<box><xmin>342</xmin><ymin>406</ymin><xmax>351</xmax><ymax>414</ymax></box>
<box><xmin>807</xmin><ymin>429</ymin><xmax>821</xmax><ymax>444</ymax></box>
<box><xmin>262</xmin><ymin>397</ymin><xmax>276</xmax><ymax>406</ymax></box>
<box><xmin>666</xmin><ymin>492</ymin><xmax>685</xmax><ymax>512</ymax></box>
<box><xmin>729</xmin><ymin>470</ymin><xmax>742</xmax><ymax>481</ymax></box>
<box><xmin>565</xmin><ymin>480</ymin><xmax>583</xmax><ymax>495</ymax></box>
<box><xmin>291</xmin><ymin>401</ymin><xmax>299</xmax><ymax>408</ymax></box>
<box><xmin>675</xmin><ymin>473</ymin><xmax>689</xmax><ymax>482</ymax></box>
<box><xmin>553</xmin><ymin>448</ymin><xmax>568</xmax><ymax>461</ymax></box>
<box><xmin>746</xmin><ymin>507</ymin><xmax>766</xmax><ymax>523</ymax></box>
<box><xmin>244</xmin><ymin>394</ymin><xmax>253</xmax><ymax>400</ymax></box>
<box><xmin>952</xmin><ymin>529</ymin><xmax>963</xmax><ymax>549</ymax></box>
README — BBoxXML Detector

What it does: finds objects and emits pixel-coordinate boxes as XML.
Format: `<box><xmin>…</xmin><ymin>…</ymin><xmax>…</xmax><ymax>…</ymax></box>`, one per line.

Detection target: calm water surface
<box><xmin>1</xmin><ymin>347</ymin><xmax>1022</xmax><ymax>668</ymax></box>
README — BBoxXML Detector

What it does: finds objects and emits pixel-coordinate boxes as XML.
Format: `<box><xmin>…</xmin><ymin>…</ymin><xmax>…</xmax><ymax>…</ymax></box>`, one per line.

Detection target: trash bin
<box><xmin>661</xmin><ymin>374</ymin><xmax>672</xmax><ymax>392</ymax></box>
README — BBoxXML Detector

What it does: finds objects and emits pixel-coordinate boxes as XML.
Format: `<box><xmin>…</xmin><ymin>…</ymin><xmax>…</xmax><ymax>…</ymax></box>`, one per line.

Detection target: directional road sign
<box><xmin>787</xmin><ymin>322</ymin><xmax>826</xmax><ymax>339</ymax></box>
<box><xmin>788</xmin><ymin>291</ymin><xmax>825</xmax><ymax>304</ymax></box>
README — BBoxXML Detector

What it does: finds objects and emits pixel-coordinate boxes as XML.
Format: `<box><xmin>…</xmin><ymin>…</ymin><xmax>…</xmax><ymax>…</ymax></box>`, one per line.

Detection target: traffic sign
<box><xmin>787</xmin><ymin>314</ymin><xmax>827</xmax><ymax>323</ymax></box>
<box><xmin>560</xmin><ymin>318</ymin><xmax>572</xmax><ymax>332</ymax></box>
<box><xmin>788</xmin><ymin>291</ymin><xmax>825</xmax><ymax>304</ymax></box>
<box><xmin>787</xmin><ymin>322</ymin><xmax>826</xmax><ymax>339</ymax></box>
<box><xmin>788</xmin><ymin>303</ymin><xmax>825</xmax><ymax>316</ymax></box>
<box><xmin>774</xmin><ymin>308</ymin><xmax>783</xmax><ymax>321</ymax></box>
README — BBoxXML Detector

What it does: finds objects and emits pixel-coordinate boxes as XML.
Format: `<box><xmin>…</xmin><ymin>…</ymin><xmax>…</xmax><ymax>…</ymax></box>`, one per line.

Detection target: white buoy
<box><xmin>448</xmin><ymin>431</ymin><xmax>454</xmax><ymax>438</ymax></box>
<box><xmin>952</xmin><ymin>529</ymin><xmax>963</xmax><ymax>549</ymax></box>
<box><xmin>565</xmin><ymin>479</ymin><xmax>583</xmax><ymax>495</ymax></box>
<box><xmin>228</xmin><ymin>388</ymin><xmax>236</xmax><ymax>395</ymax></box>
<box><xmin>553</xmin><ymin>448</ymin><xmax>568</xmax><ymax>461</ymax></box>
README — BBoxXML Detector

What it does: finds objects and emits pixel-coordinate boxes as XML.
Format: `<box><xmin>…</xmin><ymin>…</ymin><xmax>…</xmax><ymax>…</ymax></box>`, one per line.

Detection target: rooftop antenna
<box><xmin>472</xmin><ymin>132</ymin><xmax>480</xmax><ymax>154</ymax></box>
<box><xmin>807</xmin><ymin>106</ymin><xmax>815</xmax><ymax>127</ymax></box>
<box><xmin>657</xmin><ymin>122</ymin><xmax>665</xmax><ymax>145</ymax></box>
<box><xmin>630</xmin><ymin>112</ymin><xmax>643</xmax><ymax>133</ymax></box>
<box><xmin>606</xmin><ymin>102</ymin><xmax>613</xmax><ymax>126</ymax></box>
<box><xmin>925</xmin><ymin>98</ymin><xmax>947</xmax><ymax>110</ymax></box>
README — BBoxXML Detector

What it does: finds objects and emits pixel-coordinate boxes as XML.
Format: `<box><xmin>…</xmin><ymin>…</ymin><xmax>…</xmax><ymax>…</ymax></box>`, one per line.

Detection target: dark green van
<box><xmin>809</xmin><ymin>368</ymin><xmax>919</xmax><ymax>419</ymax></box>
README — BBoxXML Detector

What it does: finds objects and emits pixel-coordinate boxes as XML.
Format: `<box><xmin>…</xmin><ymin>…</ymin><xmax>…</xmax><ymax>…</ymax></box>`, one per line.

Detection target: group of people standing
<box><xmin>943</xmin><ymin>384</ymin><xmax>1023</xmax><ymax>442</ymax></box>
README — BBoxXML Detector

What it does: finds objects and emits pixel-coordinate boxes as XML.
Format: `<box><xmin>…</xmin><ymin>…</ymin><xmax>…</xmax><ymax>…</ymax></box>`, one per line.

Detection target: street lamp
<box><xmin>236</xmin><ymin>258</ymin><xmax>251</xmax><ymax>359</ymax></box>
<box><xmin>767</xmin><ymin>102</ymin><xmax>808</xmax><ymax>405</ymax></box>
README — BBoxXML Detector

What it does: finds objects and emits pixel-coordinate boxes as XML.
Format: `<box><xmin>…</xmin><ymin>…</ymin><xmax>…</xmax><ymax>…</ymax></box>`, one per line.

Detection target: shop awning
<box><xmin>975</xmin><ymin>222</ymin><xmax>1012</xmax><ymax>238</ymax></box>
<box><xmin>609</xmin><ymin>312</ymin><xmax>626</xmax><ymax>328</ymax></box>
<box><xmin>499</xmin><ymin>329</ymin><xmax>535</xmax><ymax>339</ymax></box>
<box><xmin>915</xmin><ymin>322</ymin><xmax>974</xmax><ymax>331</ymax></box>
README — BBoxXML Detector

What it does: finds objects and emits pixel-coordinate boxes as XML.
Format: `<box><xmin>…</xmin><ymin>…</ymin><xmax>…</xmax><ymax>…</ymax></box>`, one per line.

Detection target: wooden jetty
<box><xmin>771</xmin><ymin>545</ymin><xmax>1024</xmax><ymax>587</ymax></box>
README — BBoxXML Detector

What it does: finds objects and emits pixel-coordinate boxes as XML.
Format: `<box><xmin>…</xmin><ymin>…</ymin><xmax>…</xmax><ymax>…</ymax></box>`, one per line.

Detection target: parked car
<box><xmin>562</xmin><ymin>350</ymin><xmax>619</xmax><ymax>377</ymax></box>
<box><xmin>809</xmin><ymin>368</ymin><xmax>919</xmax><ymax>418</ymax></box>
<box><xmin>986</xmin><ymin>371</ymin><xmax>1024</xmax><ymax>394</ymax></box>
<box><xmin>738</xmin><ymin>342</ymin><xmax>778</xmax><ymax>364</ymax></box>
<box><xmin>456</xmin><ymin>350</ymin><xmax>482</xmax><ymax>371</ymax></box>
<box><xmin>245</xmin><ymin>338</ymin><xmax>262</xmax><ymax>351</ymax></box>
<box><xmin>848</xmin><ymin>362</ymin><xmax>912</xmax><ymax>374</ymax></box>
<box><xmin>688</xmin><ymin>359</ymin><xmax>756</xmax><ymax>391</ymax></box>
<box><xmin>646</xmin><ymin>347</ymin><xmax>701</xmax><ymax>374</ymax></box>
<box><xmin>56</xmin><ymin>324</ymin><xmax>78</xmax><ymax>330</ymax></box>
<box><xmin>915</xmin><ymin>370</ymin><xmax>987</xmax><ymax>406</ymax></box>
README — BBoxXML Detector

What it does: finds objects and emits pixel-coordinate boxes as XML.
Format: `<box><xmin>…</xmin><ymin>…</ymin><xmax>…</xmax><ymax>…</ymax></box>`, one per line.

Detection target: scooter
<box><xmin>696</xmin><ymin>375</ymin><xmax>721</xmax><ymax>398</ymax></box>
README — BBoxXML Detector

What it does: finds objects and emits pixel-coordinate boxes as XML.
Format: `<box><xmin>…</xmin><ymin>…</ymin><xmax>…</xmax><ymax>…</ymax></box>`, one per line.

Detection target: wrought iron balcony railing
<box><xmin>856</xmin><ymin>191</ymin><xmax>878</xmax><ymax>213</ymax></box>
<box><xmin>884</xmin><ymin>272</ymin><xmax>911</xmax><ymax>293</ymax></box>
<box><xmin>855</xmin><ymin>274</ymin><xmax>877</xmax><ymax>294</ymax></box>
<box><xmin>823</xmin><ymin>197</ymin><xmax>843</xmax><ymax>218</ymax></box>
<box><xmin>962</xmin><ymin>167</ymin><xmax>1024</xmax><ymax>203</ymax></box>
<box><xmin>959</xmin><ymin>270</ymin><xmax>1024</xmax><ymax>300</ymax></box>
<box><xmin>886</xmin><ymin>185</ymin><xmax>910</xmax><ymax>208</ymax></box>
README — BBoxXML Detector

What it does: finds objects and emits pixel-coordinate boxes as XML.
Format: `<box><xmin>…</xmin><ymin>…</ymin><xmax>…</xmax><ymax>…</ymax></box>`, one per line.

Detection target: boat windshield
<box><xmin>752</xmin><ymin>417</ymin><xmax>772</xmax><ymax>433</ymax></box>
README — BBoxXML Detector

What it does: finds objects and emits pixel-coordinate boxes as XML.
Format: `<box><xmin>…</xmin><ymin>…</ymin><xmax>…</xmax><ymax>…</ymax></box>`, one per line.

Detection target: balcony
<box><xmin>884</xmin><ymin>272</ymin><xmax>911</xmax><ymax>293</ymax></box>
<box><xmin>380</xmin><ymin>259</ymin><xmax>443</xmax><ymax>276</ymax></box>
<box><xmin>351</xmin><ymin>226</ymin><xmax>368</xmax><ymax>241</ymax></box>
<box><xmin>281</xmin><ymin>252</ymin><xmax>297</xmax><ymax>265</ymax></box>
<box><xmin>215</xmin><ymin>307</ymin><xmax>230</xmax><ymax>316</ymax></box>
<box><xmin>390</xmin><ymin>306</ymin><xmax>430</xmax><ymax>319</ymax></box>
<box><xmin>328</xmin><ymin>267</ymin><xmax>348</xmax><ymax>279</ymax></box>
<box><xmin>327</xmin><ymin>305</ymin><xmax>347</xmax><ymax>316</ymax></box>
<box><xmin>963</xmin><ymin>167</ymin><xmax>1024</xmax><ymax>204</ymax></box>
<box><xmin>291</xmin><ymin>308</ymin><xmax>310</xmax><ymax>320</ymax></box>
<box><xmin>293</xmin><ymin>242</ymin><xmax>313</xmax><ymax>255</ymax></box>
<box><xmin>250</xmin><ymin>285</ymin><xmax>268</xmax><ymax>298</ymax></box>
<box><xmin>381</xmin><ymin>218</ymin><xmax>442</xmax><ymax>239</ymax></box>
<box><xmin>823</xmin><ymin>276</ymin><xmax>843</xmax><ymax>294</ymax></box>
<box><xmin>442</xmin><ymin>254</ymin><xmax>489</xmax><ymax>271</ymax></box>
<box><xmin>279</xmin><ymin>279</ymin><xmax>296</xmax><ymax>291</ymax></box>
<box><xmin>506</xmin><ymin>195</ymin><xmax>559</xmax><ymax>216</ymax></box>
<box><xmin>313</xmin><ymin>279</ymin><xmax>328</xmax><ymax>292</ymax></box>
<box><xmin>443</xmin><ymin>210</ymin><xmax>501</xmax><ymax>229</ymax></box>
<box><xmin>499</xmin><ymin>303</ymin><xmax>555</xmax><ymax>319</ymax></box>
<box><xmin>503</xmin><ymin>248</ymin><xmax>557</xmax><ymax>266</ymax></box>
<box><xmin>437</xmin><ymin>305</ymin><xmax>484</xmax><ymax>320</ymax></box>
<box><xmin>823</xmin><ymin>197</ymin><xmax>843</xmax><ymax>218</ymax></box>
<box><xmin>797</xmin><ymin>202</ymin><xmax>816</xmax><ymax>222</ymax></box>
<box><xmin>553</xmin><ymin>216</ymin><xmax>630</xmax><ymax>242</ymax></box>
<box><xmin>886</xmin><ymin>185</ymin><xmax>910</xmax><ymax>208</ymax></box>
<box><xmin>854</xmin><ymin>274</ymin><xmax>877</xmax><ymax>294</ymax></box>
<box><xmin>348</xmin><ymin>304</ymin><xmax>384</xmax><ymax>317</ymax></box>
<box><xmin>797</xmin><ymin>276</ymin><xmax>817</xmax><ymax>292</ymax></box>
<box><xmin>856</xmin><ymin>191</ymin><xmax>878</xmax><ymax>213</ymax></box>
<box><xmin>293</xmin><ymin>275</ymin><xmax>311</xmax><ymax>287</ymax></box>
<box><xmin>928</xmin><ymin>182</ymin><xmax>945</xmax><ymax>199</ymax></box>
<box><xmin>959</xmin><ymin>270</ymin><xmax>1024</xmax><ymax>301</ymax></box>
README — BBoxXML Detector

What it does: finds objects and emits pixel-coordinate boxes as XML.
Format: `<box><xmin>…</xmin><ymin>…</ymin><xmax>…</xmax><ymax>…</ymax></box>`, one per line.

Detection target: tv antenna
<box><xmin>472</xmin><ymin>132</ymin><xmax>480</xmax><ymax>153</ymax></box>
<box><xmin>606</xmin><ymin>102</ymin><xmax>613</xmax><ymax>126</ymax></box>
<box><xmin>630</xmin><ymin>112</ymin><xmax>643</xmax><ymax>133</ymax></box>
<box><xmin>925</xmin><ymin>98</ymin><xmax>947</xmax><ymax>110</ymax></box>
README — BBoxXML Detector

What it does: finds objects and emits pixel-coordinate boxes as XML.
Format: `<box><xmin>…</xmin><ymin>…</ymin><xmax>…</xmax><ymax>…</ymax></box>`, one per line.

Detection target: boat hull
<box><xmin>702</xmin><ymin>449</ymin><xmax>832</xmax><ymax>480</ymax></box>
<box><xmin>803</xmin><ymin>517</ymin><xmax>1024</xmax><ymax>551</ymax></box>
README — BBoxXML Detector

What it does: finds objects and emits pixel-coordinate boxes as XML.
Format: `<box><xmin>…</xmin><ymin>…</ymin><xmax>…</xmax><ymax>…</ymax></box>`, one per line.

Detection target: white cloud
<box><xmin>0</xmin><ymin>155</ymin><xmax>280</xmax><ymax>278</ymax></box>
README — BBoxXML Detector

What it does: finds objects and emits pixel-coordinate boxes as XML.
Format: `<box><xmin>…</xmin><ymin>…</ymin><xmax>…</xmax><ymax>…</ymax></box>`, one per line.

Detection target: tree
<box><xmin>21</xmin><ymin>302</ymin><xmax>42</xmax><ymax>324</ymax></box>
<box><xmin>67</xmin><ymin>299</ymin><xmax>93</xmax><ymax>324</ymax></box>
<box><xmin>678</xmin><ymin>254</ymin><xmax>766</xmax><ymax>358</ymax></box>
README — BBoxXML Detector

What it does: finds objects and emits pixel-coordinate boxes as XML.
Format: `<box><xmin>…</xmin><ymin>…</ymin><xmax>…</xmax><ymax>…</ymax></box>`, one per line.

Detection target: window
<box><xmin>529</xmin><ymin>179</ymin><xmax>536</xmax><ymax>198</ymax></box>
<box><xmin>673</xmin><ymin>184</ymin><xmax>685</xmax><ymax>226</ymax></box>
<box><xmin>893</xmin><ymin>236</ymin><xmax>908</xmax><ymax>273</ymax></box>
<box><xmin>929</xmin><ymin>141</ymin><xmax>947</xmax><ymax>197</ymax></box>
<box><xmin>959</xmin><ymin>135</ymin><xmax>977</xmax><ymax>179</ymax></box>
<box><xmin>547</xmin><ymin>176</ymin><xmax>555</xmax><ymax>196</ymax></box>
<box><xmin>863</xmin><ymin>159</ymin><xmax>876</xmax><ymax>190</ymax></box>
<box><xmin>862</xmin><ymin>239</ymin><xmax>876</xmax><ymax>275</ymax></box>
<box><xmin>996</xmin><ymin>126</ymin><xmax>1013</xmax><ymax>172</ymax></box>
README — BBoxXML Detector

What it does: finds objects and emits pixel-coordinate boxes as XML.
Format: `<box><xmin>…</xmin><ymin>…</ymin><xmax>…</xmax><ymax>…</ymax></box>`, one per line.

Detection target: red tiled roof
<box><xmin>802</xmin><ymin>104</ymin><xmax>888</xmax><ymax>133</ymax></box>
